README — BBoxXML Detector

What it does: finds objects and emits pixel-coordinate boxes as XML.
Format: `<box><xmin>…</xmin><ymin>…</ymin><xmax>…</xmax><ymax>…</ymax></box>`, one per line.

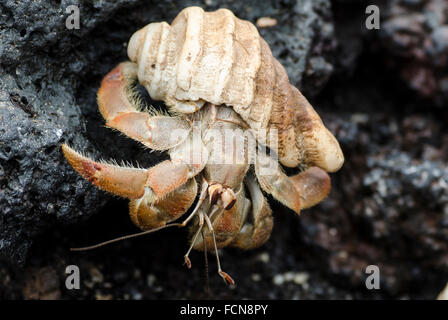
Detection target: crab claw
<box><xmin>63</xmin><ymin>144</ymin><xmax>200</xmax><ymax>231</ymax></box>
<box><xmin>63</xmin><ymin>142</ymin><xmax>200</xmax><ymax>200</ymax></box>
<box><xmin>129</xmin><ymin>178</ymin><xmax>197</xmax><ymax>230</ymax></box>
<box><xmin>62</xmin><ymin>144</ymin><xmax>147</xmax><ymax>199</ymax></box>
<box><xmin>291</xmin><ymin>166</ymin><xmax>331</xmax><ymax>210</ymax></box>
<box><xmin>273</xmin><ymin>166</ymin><xmax>330</xmax><ymax>214</ymax></box>
<box><xmin>255</xmin><ymin>150</ymin><xmax>331</xmax><ymax>214</ymax></box>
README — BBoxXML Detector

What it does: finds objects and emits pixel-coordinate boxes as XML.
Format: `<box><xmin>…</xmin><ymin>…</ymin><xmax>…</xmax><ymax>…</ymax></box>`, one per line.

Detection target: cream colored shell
<box><xmin>127</xmin><ymin>6</ymin><xmax>344</xmax><ymax>172</ymax></box>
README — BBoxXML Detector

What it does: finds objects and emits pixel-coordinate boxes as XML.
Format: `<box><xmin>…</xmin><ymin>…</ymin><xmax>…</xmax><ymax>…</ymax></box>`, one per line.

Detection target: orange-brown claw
<box><xmin>62</xmin><ymin>144</ymin><xmax>199</xmax><ymax>201</ymax></box>
<box><xmin>97</xmin><ymin>62</ymin><xmax>138</xmax><ymax>122</ymax></box>
<box><xmin>63</xmin><ymin>144</ymin><xmax>200</xmax><ymax>231</ymax></box>
<box><xmin>146</xmin><ymin>160</ymin><xmax>190</xmax><ymax>198</ymax></box>
<box><xmin>62</xmin><ymin>144</ymin><xmax>147</xmax><ymax>199</ymax></box>
<box><xmin>255</xmin><ymin>152</ymin><xmax>331</xmax><ymax>214</ymax></box>
<box><xmin>255</xmin><ymin>153</ymin><xmax>301</xmax><ymax>213</ymax></box>
<box><xmin>292</xmin><ymin>166</ymin><xmax>331</xmax><ymax>210</ymax></box>
<box><xmin>97</xmin><ymin>62</ymin><xmax>191</xmax><ymax>151</ymax></box>
<box><xmin>129</xmin><ymin>178</ymin><xmax>197</xmax><ymax>230</ymax></box>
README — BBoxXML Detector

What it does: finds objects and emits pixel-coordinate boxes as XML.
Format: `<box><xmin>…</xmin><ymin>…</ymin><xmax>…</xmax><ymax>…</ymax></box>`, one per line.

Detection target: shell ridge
<box><xmin>148</xmin><ymin>22</ymin><xmax>170</xmax><ymax>101</ymax></box>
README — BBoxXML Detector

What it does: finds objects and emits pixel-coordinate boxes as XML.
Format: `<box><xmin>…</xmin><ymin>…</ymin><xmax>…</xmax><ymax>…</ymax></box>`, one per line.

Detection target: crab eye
<box><xmin>221</xmin><ymin>189</ymin><xmax>236</xmax><ymax>210</ymax></box>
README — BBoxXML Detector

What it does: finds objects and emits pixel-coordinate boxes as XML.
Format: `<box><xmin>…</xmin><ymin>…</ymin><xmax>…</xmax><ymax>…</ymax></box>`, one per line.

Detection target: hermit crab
<box><xmin>62</xmin><ymin>7</ymin><xmax>344</xmax><ymax>285</ymax></box>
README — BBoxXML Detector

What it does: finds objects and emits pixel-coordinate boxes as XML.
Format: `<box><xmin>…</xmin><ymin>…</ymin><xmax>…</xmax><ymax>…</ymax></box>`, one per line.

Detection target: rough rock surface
<box><xmin>380</xmin><ymin>0</ymin><xmax>448</xmax><ymax>106</ymax></box>
<box><xmin>1</xmin><ymin>0</ymin><xmax>447</xmax><ymax>300</ymax></box>
<box><xmin>302</xmin><ymin>73</ymin><xmax>448</xmax><ymax>296</ymax></box>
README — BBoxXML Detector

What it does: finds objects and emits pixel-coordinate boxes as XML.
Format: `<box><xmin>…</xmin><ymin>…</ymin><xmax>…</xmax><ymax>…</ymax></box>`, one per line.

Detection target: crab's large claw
<box><xmin>62</xmin><ymin>144</ymin><xmax>200</xmax><ymax>229</ymax></box>
<box><xmin>62</xmin><ymin>144</ymin><xmax>148</xmax><ymax>199</ymax></box>
<box><xmin>289</xmin><ymin>167</ymin><xmax>331</xmax><ymax>210</ymax></box>
<box><xmin>62</xmin><ymin>143</ymin><xmax>202</xmax><ymax>199</ymax></box>
<box><xmin>255</xmin><ymin>151</ymin><xmax>330</xmax><ymax>214</ymax></box>
<box><xmin>129</xmin><ymin>178</ymin><xmax>197</xmax><ymax>230</ymax></box>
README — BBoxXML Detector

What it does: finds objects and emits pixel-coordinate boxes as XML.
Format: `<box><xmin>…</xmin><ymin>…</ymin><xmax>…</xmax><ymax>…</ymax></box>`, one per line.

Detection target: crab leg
<box><xmin>98</xmin><ymin>62</ymin><xmax>191</xmax><ymax>151</ymax></box>
<box><xmin>255</xmin><ymin>150</ymin><xmax>331</xmax><ymax>214</ymax></box>
<box><xmin>129</xmin><ymin>177</ymin><xmax>198</xmax><ymax>230</ymax></box>
<box><xmin>181</xmin><ymin>179</ymin><xmax>209</xmax><ymax>227</ymax></box>
<box><xmin>231</xmin><ymin>176</ymin><xmax>273</xmax><ymax>250</ymax></box>
<box><xmin>62</xmin><ymin>144</ymin><xmax>148</xmax><ymax>199</ymax></box>
<box><xmin>186</xmin><ymin>202</ymin><xmax>236</xmax><ymax>285</ymax></box>
<box><xmin>203</xmin><ymin>212</ymin><xmax>235</xmax><ymax>285</ymax></box>
<box><xmin>63</xmin><ymin>142</ymin><xmax>208</xmax><ymax>232</ymax></box>
<box><xmin>70</xmin><ymin>177</ymin><xmax>204</xmax><ymax>252</ymax></box>
<box><xmin>184</xmin><ymin>204</ymin><xmax>219</xmax><ymax>269</ymax></box>
<box><xmin>62</xmin><ymin>144</ymin><xmax>190</xmax><ymax>198</ymax></box>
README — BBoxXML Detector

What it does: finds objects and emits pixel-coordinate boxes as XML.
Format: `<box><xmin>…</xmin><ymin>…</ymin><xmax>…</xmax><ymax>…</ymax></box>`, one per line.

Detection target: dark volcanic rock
<box><xmin>0</xmin><ymin>70</ymin><xmax>102</xmax><ymax>265</ymax></box>
<box><xmin>380</xmin><ymin>0</ymin><xmax>448</xmax><ymax>106</ymax></box>
<box><xmin>298</xmin><ymin>53</ymin><xmax>448</xmax><ymax>297</ymax></box>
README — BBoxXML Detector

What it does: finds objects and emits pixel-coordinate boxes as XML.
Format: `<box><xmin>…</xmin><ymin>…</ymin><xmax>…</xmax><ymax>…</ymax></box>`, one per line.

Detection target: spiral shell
<box><xmin>127</xmin><ymin>6</ymin><xmax>343</xmax><ymax>172</ymax></box>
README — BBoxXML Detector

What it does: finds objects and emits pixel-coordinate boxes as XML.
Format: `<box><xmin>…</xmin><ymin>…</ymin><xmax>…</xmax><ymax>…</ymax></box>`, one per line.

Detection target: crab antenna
<box><xmin>202</xmin><ymin>227</ymin><xmax>210</xmax><ymax>296</ymax></box>
<box><xmin>71</xmin><ymin>180</ymin><xmax>211</xmax><ymax>252</ymax></box>
<box><xmin>70</xmin><ymin>223</ymin><xmax>183</xmax><ymax>252</ymax></box>
<box><xmin>184</xmin><ymin>205</ymin><xmax>220</xmax><ymax>269</ymax></box>
<box><xmin>184</xmin><ymin>217</ymin><xmax>205</xmax><ymax>268</ymax></box>
<box><xmin>180</xmin><ymin>179</ymin><xmax>209</xmax><ymax>227</ymax></box>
